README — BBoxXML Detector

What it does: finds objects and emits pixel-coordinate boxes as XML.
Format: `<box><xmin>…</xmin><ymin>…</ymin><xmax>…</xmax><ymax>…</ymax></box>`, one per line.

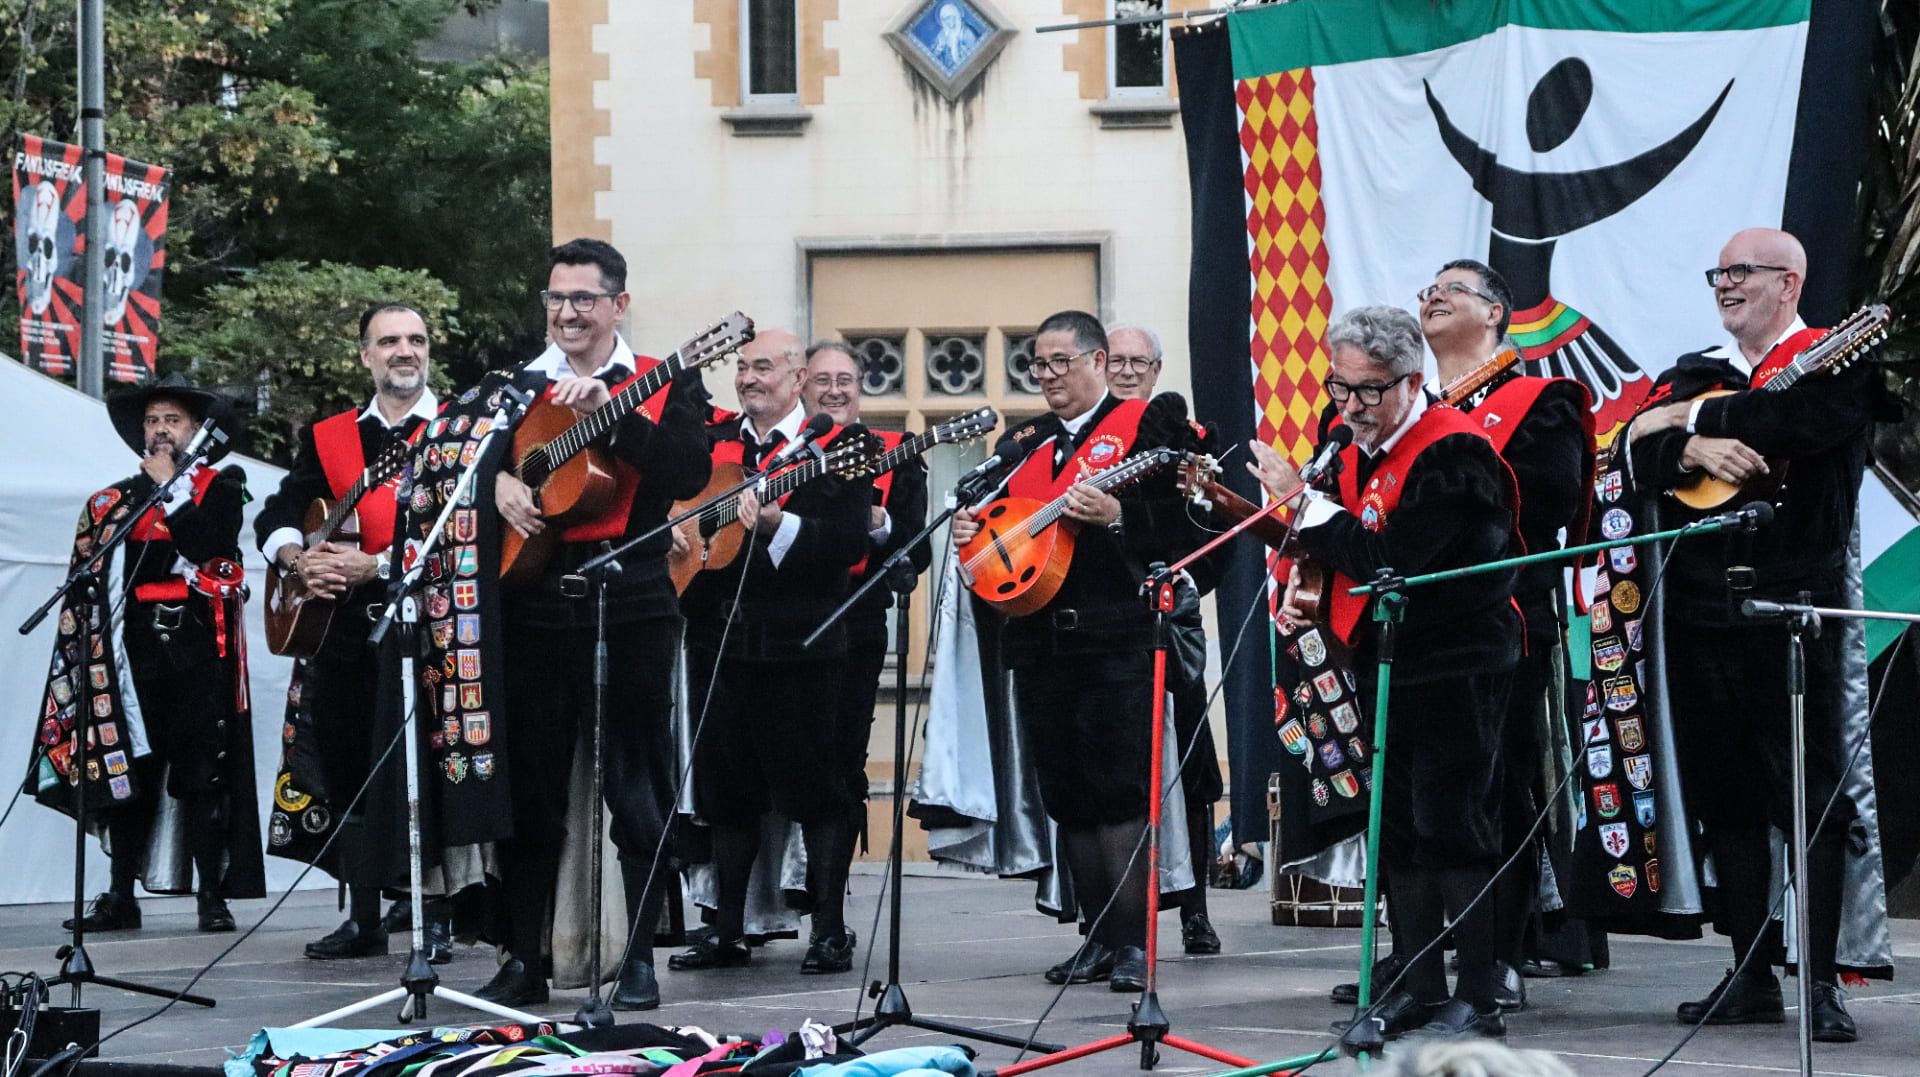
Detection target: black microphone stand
<box><xmin>805</xmin><ymin>480</ymin><xmax>1064</xmax><ymax>1054</ymax></box>
<box><xmin>559</xmin><ymin>549</ymin><xmax>621</xmax><ymax>1028</ymax></box>
<box><xmin>18</xmin><ymin>432</ymin><xmax>229</xmax><ymax>1014</ymax></box>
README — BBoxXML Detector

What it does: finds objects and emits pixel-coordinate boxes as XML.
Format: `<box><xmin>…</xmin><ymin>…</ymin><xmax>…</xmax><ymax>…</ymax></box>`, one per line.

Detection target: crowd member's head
<box><xmin>803</xmin><ymin>340</ymin><xmax>863</xmax><ymax>426</ymax></box>
<box><xmin>1030</xmin><ymin>309</ymin><xmax>1109</xmax><ymax>419</ymax></box>
<box><xmin>544</xmin><ymin>237</ymin><xmax>630</xmax><ymax>369</ymax></box>
<box><xmin>736</xmin><ymin>327</ymin><xmax>806</xmax><ymax>429</ymax></box>
<box><xmin>1105</xmin><ymin>323</ymin><xmax>1164</xmax><ymax>401</ymax></box>
<box><xmin>1710</xmin><ymin>227</ymin><xmax>1806</xmax><ymax>356</ymax></box>
<box><xmin>1324</xmin><ymin>305</ymin><xmax>1426</xmax><ymax>451</ymax></box>
<box><xmin>1419</xmin><ymin>259</ymin><xmax>1512</xmax><ymax>365</ymax></box>
<box><xmin>359</xmin><ymin>303</ymin><xmax>431</xmax><ymax>402</ymax></box>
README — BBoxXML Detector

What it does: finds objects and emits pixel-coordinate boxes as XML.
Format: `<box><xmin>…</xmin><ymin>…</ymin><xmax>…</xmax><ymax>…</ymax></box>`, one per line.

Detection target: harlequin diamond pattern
<box><xmin>1239</xmin><ymin>68</ymin><xmax>1332</xmax><ymax>468</ymax></box>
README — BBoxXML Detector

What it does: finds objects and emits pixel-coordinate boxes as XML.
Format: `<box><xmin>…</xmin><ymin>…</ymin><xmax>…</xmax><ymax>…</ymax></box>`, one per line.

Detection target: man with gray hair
<box><xmin>1249</xmin><ymin>305</ymin><xmax>1522</xmax><ymax>1039</ymax></box>
<box><xmin>1105</xmin><ymin>324</ymin><xmax>1165</xmax><ymax>401</ymax></box>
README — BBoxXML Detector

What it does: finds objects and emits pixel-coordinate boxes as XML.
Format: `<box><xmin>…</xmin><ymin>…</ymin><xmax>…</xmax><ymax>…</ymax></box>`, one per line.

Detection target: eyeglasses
<box><xmin>1108</xmin><ymin>355</ymin><xmax>1161</xmax><ymax>374</ymax></box>
<box><xmin>1416</xmin><ymin>280</ymin><xmax>1499</xmax><ymax>305</ymax></box>
<box><xmin>1324</xmin><ymin>373</ymin><xmax>1410</xmax><ymax>407</ymax></box>
<box><xmin>540</xmin><ymin>290</ymin><xmax>619</xmax><ymax>313</ymax></box>
<box><xmin>1704</xmin><ymin>263</ymin><xmax>1789</xmax><ymax>287</ymax></box>
<box><xmin>808</xmin><ymin>373</ymin><xmax>858</xmax><ymax>391</ymax></box>
<box><xmin>1031</xmin><ymin>349</ymin><xmax>1094</xmax><ymax>378</ymax></box>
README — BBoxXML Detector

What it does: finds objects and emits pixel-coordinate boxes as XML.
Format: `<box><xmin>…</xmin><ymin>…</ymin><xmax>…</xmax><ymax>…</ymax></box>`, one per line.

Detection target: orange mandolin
<box><xmin>959</xmin><ymin>446</ymin><xmax>1190</xmax><ymax>617</ymax></box>
<box><xmin>501</xmin><ymin>313</ymin><xmax>753</xmax><ymax>586</ymax></box>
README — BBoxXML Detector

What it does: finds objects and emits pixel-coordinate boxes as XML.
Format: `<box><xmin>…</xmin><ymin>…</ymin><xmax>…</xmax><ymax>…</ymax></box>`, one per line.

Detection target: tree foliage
<box><xmin>0</xmin><ymin>0</ymin><xmax>549</xmax><ymax>463</ymax></box>
<box><xmin>181</xmin><ymin>260</ymin><xmax>458</xmax><ymax>461</ymax></box>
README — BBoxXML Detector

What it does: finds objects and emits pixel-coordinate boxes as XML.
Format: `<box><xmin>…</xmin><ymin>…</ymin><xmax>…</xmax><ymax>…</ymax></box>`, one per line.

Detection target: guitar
<box><xmin>667</xmin><ymin>429</ymin><xmax>886</xmax><ymax>593</ymax></box>
<box><xmin>1438</xmin><ymin>345</ymin><xmax>1524</xmax><ymax>406</ymax></box>
<box><xmin>1175</xmin><ymin>454</ymin><xmax>1328</xmax><ymax>622</ymax></box>
<box><xmin>501</xmin><ymin>312</ymin><xmax>755</xmax><ymax>585</ymax></box>
<box><xmin>1669</xmin><ymin>303</ymin><xmax>1889</xmax><ymax>511</ymax></box>
<box><xmin>959</xmin><ymin>445</ymin><xmax>1192</xmax><ymax>617</ymax></box>
<box><xmin>263</xmin><ymin>439</ymin><xmax>411</xmax><ymax>657</ymax></box>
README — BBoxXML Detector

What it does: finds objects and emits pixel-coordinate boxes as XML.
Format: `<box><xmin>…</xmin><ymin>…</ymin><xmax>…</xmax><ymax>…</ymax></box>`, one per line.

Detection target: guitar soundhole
<box><xmin>996</xmin><ymin>582</ymin><xmax>1017</xmax><ymax>596</ymax></box>
<box><xmin>1018</xmin><ymin>567</ymin><xmax>1035</xmax><ymax>584</ymax></box>
<box><xmin>986</xmin><ymin>505</ymin><xmax>1007</xmax><ymax>520</ymax></box>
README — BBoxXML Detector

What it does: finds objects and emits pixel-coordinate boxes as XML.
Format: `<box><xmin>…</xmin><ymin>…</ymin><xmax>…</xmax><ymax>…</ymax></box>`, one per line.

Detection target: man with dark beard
<box><xmin>1249</xmin><ymin>306</ymin><xmax>1520</xmax><ymax>1039</ymax></box>
<box><xmin>256</xmin><ymin>303</ymin><xmax>440</xmax><ymax>960</ymax></box>
<box><xmin>38</xmin><ymin>376</ymin><xmax>263</xmax><ymax>934</ymax></box>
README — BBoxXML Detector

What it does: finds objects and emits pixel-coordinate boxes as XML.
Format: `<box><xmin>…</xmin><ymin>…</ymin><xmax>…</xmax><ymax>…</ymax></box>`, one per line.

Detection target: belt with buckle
<box><xmin>151</xmin><ymin>602</ymin><xmax>186</xmax><ymax>633</ymax></box>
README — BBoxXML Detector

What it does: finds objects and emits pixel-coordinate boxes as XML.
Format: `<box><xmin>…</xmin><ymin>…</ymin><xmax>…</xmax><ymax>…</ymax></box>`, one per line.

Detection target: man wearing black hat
<box><xmin>33</xmin><ymin>374</ymin><xmax>264</xmax><ymax>934</ymax></box>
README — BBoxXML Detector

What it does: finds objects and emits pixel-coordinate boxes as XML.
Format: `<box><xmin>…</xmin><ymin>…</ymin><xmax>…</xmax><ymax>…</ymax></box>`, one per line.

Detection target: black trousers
<box><xmin>687</xmin><ymin>644</ymin><xmax>851</xmax><ymax>826</ymax></box>
<box><xmin>1013</xmin><ymin>652</ymin><xmax>1154</xmax><ymax>829</ymax></box>
<box><xmin>1359</xmin><ymin>667</ymin><xmax>1514</xmax><ymax>870</ymax></box>
<box><xmin>833</xmin><ymin>609</ymin><xmax>892</xmax><ymax>807</ymax></box>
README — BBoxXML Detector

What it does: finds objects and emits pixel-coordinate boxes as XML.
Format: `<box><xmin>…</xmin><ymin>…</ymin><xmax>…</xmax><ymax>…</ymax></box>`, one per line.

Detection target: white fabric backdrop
<box><xmin>0</xmin><ymin>356</ymin><xmax>323</xmax><ymax>904</ymax></box>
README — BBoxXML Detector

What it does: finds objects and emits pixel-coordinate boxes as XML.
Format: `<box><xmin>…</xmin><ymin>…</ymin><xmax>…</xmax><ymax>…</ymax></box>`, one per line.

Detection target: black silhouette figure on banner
<box><xmin>1425</xmin><ymin>59</ymin><xmax>1733</xmax><ymax>439</ymax></box>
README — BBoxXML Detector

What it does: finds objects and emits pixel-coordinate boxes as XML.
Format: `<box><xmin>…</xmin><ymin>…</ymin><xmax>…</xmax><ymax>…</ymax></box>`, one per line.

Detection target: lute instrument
<box><xmin>263</xmin><ymin>438</ymin><xmax>411</xmax><ymax>657</ymax></box>
<box><xmin>1438</xmin><ymin>345</ymin><xmax>1524</xmax><ymax>406</ymax></box>
<box><xmin>959</xmin><ymin>445</ymin><xmax>1191</xmax><ymax>617</ymax></box>
<box><xmin>501</xmin><ymin>312</ymin><xmax>754</xmax><ymax>585</ymax></box>
<box><xmin>667</xmin><ymin>429</ymin><xmax>885</xmax><ymax>593</ymax></box>
<box><xmin>1175</xmin><ymin>453</ymin><xmax>1328</xmax><ymax>622</ymax></box>
<box><xmin>1669</xmin><ymin>303</ymin><xmax>1888</xmax><ymax>511</ymax></box>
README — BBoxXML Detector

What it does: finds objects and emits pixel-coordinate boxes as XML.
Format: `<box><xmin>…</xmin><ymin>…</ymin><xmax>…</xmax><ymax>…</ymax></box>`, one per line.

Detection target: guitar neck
<box><xmin>875</xmin><ymin>430</ymin><xmax>937</xmax><ymax>477</ymax></box>
<box><xmin>308</xmin><ymin>473</ymin><xmax>373</xmax><ymax>546</ymax></box>
<box><xmin>526</xmin><ymin>353</ymin><xmax>681</xmax><ymax>483</ymax></box>
<box><xmin>1440</xmin><ymin>349</ymin><xmax>1521</xmax><ymax>406</ymax></box>
<box><xmin>1027</xmin><ymin>449</ymin><xmax>1171</xmax><ymax>535</ymax></box>
<box><xmin>704</xmin><ymin>453</ymin><xmax>831</xmax><ymax>524</ymax></box>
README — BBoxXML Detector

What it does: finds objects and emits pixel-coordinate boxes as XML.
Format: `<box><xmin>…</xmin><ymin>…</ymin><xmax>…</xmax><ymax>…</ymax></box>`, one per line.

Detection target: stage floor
<box><xmin>4</xmin><ymin>868</ymin><xmax>1917</xmax><ymax>1076</ymax></box>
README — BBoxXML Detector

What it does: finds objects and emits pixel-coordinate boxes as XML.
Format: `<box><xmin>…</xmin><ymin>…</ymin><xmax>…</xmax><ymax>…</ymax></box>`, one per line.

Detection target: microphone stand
<box><xmin>1737</xmin><ymin>597</ymin><xmax>1920</xmax><ymax>1077</ymax></box>
<box><xmin>1211</xmin><ymin>510</ymin><xmax>1768</xmax><ymax>1077</ymax></box>
<box><xmin>577</xmin><ymin>444</ymin><xmax>819</xmax><ymax>576</ymax></box>
<box><xmin>18</xmin><ymin>431</ymin><xmax>229</xmax><ymax>1014</ymax></box>
<box><xmin>297</xmin><ymin>388</ymin><xmax>543</xmax><ymax>1029</ymax></box>
<box><xmin>558</xmin><ymin>551</ymin><xmax>620</xmax><ymax>1028</ymax></box>
<box><xmin>806</xmin><ymin>481</ymin><xmax>1064</xmax><ymax>1053</ymax></box>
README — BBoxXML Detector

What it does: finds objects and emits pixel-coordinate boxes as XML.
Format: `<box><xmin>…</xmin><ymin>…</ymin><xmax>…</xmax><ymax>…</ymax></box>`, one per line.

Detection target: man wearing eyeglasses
<box><xmin>671</xmin><ymin>329</ymin><xmax>873</xmax><ymax>976</ymax></box>
<box><xmin>1421</xmin><ymin>260</ymin><xmax>1598</xmax><ymax>1007</ymax></box>
<box><xmin>472</xmin><ymin>238</ymin><xmax>714</xmax><ymax>1010</ymax></box>
<box><xmin>1625</xmin><ymin>228</ymin><xmax>1880</xmax><ymax>1042</ymax></box>
<box><xmin>951</xmin><ymin>310</ymin><xmax>1206</xmax><ymax>992</ymax></box>
<box><xmin>790</xmin><ymin>339</ymin><xmax>930</xmax><ymax>972</ymax></box>
<box><xmin>1248</xmin><ymin>305</ymin><xmax>1522</xmax><ymax>1040</ymax></box>
<box><xmin>1103</xmin><ymin>322</ymin><xmax>1225</xmax><ymax>956</ymax></box>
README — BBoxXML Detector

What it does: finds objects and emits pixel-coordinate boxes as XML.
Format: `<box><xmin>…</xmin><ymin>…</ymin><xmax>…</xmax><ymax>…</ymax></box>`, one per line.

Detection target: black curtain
<box><xmin>1783</xmin><ymin>0</ymin><xmax>1878</xmax><ymax>322</ymax></box>
<box><xmin>1175</xmin><ymin>21</ymin><xmax>1282</xmax><ymax>851</ymax></box>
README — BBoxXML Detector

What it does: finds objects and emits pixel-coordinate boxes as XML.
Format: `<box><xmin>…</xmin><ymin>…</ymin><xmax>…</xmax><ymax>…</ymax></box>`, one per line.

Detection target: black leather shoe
<box><xmin>474</xmin><ymin>957</ymin><xmax>548</xmax><ymax>1007</ymax></box>
<box><xmin>1676</xmin><ymin>969</ymin><xmax>1785</xmax><ymax>1025</ymax></box>
<box><xmin>1493</xmin><ymin>960</ymin><xmax>1526</xmax><ymax>1012</ymax></box>
<box><xmin>1108</xmin><ymin>945</ymin><xmax>1148</xmax><ymax>992</ymax></box>
<box><xmin>1331</xmin><ymin>990</ymin><xmax>1436</xmax><ymax>1040</ymax></box>
<box><xmin>610</xmin><ymin>957</ymin><xmax>660</xmax><ymax>1011</ymax></box>
<box><xmin>197</xmin><ymin>892</ymin><xmax>236</xmax><ymax>933</ymax></box>
<box><xmin>1810</xmin><ymin>981</ymin><xmax>1857</xmax><ymax>1043</ymax></box>
<box><xmin>1331</xmin><ymin>952</ymin><xmax>1407</xmax><ymax>1005</ymax></box>
<box><xmin>1405</xmin><ymin>998</ymin><xmax>1506</xmax><ymax>1039</ymax></box>
<box><xmin>668</xmin><ymin>936</ymin><xmax>750</xmax><ymax>970</ymax></box>
<box><xmin>800</xmin><ymin>928</ymin><xmax>857</xmax><ymax>974</ymax></box>
<box><xmin>423</xmin><ymin>916</ymin><xmax>452</xmax><ymax>965</ymax></box>
<box><xmin>305</xmin><ymin>920</ymin><xmax>389</xmax><ymax>960</ymax></box>
<box><xmin>63</xmin><ymin>892</ymin><xmax>140</xmax><ymax>932</ymax></box>
<box><xmin>1520</xmin><ymin>957</ymin><xmax>1584</xmax><ymax>978</ymax></box>
<box><xmin>380</xmin><ymin>898</ymin><xmax>411</xmax><ymax>934</ymax></box>
<box><xmin>1181</xmin><ymin>913</ymin><xmax>1222</xmax><ymax>955</ymax></box>
<box><xmin>1044</xmin><ymin>942</ymin><xmax>1114</xmax><ymax>985</ymax></box>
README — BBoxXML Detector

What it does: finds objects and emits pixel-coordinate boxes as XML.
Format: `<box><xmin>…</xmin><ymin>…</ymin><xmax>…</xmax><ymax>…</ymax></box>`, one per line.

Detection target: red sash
<box><xmin>313</xmin><ymin>409</ymin><xmax>411</xmax><ymax>554</ymax></box>
<box><xmin>851</xmin><ymin>430</ymin><xmax>906</xmax><ymax>579</ymax></box>
<box><xmin>129</xmin><ymin>465</ymin><xmax>221</xmax><ymax>543</ymax></box>
<box><xmin>558</xmin><ymin>358</ymin><xmax>673</xmax><ymax>543</ymax></box>
<box><xmin>1006</xmin><ymin>398</ymin><xmax>1147</xmax><ymax>500</ymax></box>
<box><xmin>1326</xmin><ymin>405</ymin><xmax>1508</xmax><ymax>644</ymax></box>
<box><xmin>1474</xmin><ymin>375</ymin><xmax>1597</xmax><ymax>551</ymax></box>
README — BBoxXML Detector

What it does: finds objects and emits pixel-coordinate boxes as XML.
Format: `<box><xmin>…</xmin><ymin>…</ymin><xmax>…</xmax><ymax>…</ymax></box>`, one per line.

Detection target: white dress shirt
<box><xmin>741</xmin><ymin>402</ymin><xmax>809</xmax><ymax>566</ymax></box>
<box><xmin>259</xmin><ymin>389</ymin><xmax>441</xmax><ymax>559</ymax></box>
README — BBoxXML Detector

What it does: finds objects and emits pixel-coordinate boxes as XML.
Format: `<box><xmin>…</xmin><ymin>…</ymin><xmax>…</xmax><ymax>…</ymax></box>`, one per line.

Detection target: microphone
<box><xmin>179</xmin><ymin>416</ymin><xmax>224</xmax><ymax>461</ymax></box>
<box><xmin>1297</xmin><ymin>426</ymin><xmax>1354</xmax><ymax>485</ymax></box>
<box><xmin>955</xmin><ymin>417</ymin><xmax>1058</xmax><ymax>489</ymax></box>
<box><xmin>763</xmin><ymin>412</ymin><xmax>835</xmax><ymax>468</ymax></box>
<box><xmin>1698</xmin><ymin>500</ymin><xmax>1774</xmax><ymax>533</ymax></box>
<box><xmin>1740</xmin><ymin>598</ymin><xmax>1792</xmax><ymax>619</ymax></box>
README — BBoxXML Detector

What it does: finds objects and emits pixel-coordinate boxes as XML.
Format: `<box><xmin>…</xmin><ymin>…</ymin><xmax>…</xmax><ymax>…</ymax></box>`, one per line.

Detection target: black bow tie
<box><xmin>749</xmin><ymin>430</ymin><xmax>787</xmax><ymax>468</ymax></box>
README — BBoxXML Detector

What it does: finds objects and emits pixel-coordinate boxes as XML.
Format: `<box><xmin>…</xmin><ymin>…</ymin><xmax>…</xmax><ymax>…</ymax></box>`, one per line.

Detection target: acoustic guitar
<box><xmin>958</xmin><ymin>445</ymin><xmax>1191</xmax><ymax>617</ymax></box>
<box><xmin>263</xmin><ymin>439</ymin><xmax>411</xmax><ymax>657</ymax></box>
<box><xmin>1175</xmin><ymin>454</ymin><xmax>1328</xmax><ymax>622</ymax></box>
<box><xmin>1669</xmin><ymin>303</ymin><xmax>1889</xmax><ymax>511</ymax></box>
<box><xmin>667</xmin><ymin>430</ymin><xmax>886</xmax><ymax>593</ymax></box>
<box><xmin>501</xmin><ymin>312</ymin><xmax>754</xmax><ymax>585</ymax></box>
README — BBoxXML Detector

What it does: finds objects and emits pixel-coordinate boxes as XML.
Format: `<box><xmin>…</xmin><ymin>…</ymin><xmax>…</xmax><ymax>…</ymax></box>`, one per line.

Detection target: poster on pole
<box><xmin>12</xmin><ymin>134</ymin><xmax>172</xmax><ymax>382</ymax></box>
